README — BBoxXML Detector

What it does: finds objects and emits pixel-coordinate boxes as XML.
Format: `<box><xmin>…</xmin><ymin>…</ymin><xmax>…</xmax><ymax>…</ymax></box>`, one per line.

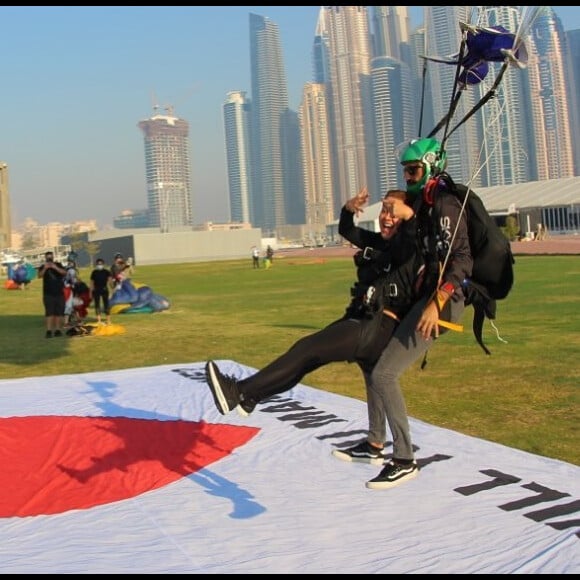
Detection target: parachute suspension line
<box><xmin>438</xmin><ymin>22</ymin><xmax>471</xmax><ymax>153</ymax></box>
<box><xmin>468</xmin><ymin>97</ymin><xmax>508</xmax><ymax>186</ymax></box>
<box><xmin>424</xmin><ymin>10</ymin><xmax>477</xmax><ymax>144</ymax></box>
<box><xmin>430</xmin><ymin>6</ymin><xmax>535</xmax><ymax>149</ymax></box>
<box><xmin>436</xmin><ymin>95</ymin><xmax>508</xmax><ymax>288</ymax></box>
<box><xmin>517</xmin><ymin>6</ymin><xmax>548</xmax><ymax>48</ymax></box>
<box><xmin>445</xmin><ymin>5</ymin><xmax>543</xmax><ymax>145</ymax></box>
<box><xmin>444</xmin><ymin>57</ymin><xmax>510</xmax><ymax>143</ymax></box>
<box><xmin>427</xmin><ymin>91</ymin><xmax>461</xmax><ymax>141</ymax></box>
<box><xmin>436</xmin><ymin>181</ymin><xmax>473</xmax><ymax>289</ymax></box>
<box><xmin>421</xmin><ymin>10</ymin><xmax>462</xmax><ymax>296</ymax></box>
<box><xmin>424</xmin><ymin>8</ymin><xmax>532</xmax><ymax>353</ymax></box>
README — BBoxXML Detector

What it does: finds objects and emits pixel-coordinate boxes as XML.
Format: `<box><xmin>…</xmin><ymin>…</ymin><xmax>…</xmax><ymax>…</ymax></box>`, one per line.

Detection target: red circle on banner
<box><xmin>0</xmin><ymin>416</ymin><xmax>259</xmax><ymax>517</ymax></box>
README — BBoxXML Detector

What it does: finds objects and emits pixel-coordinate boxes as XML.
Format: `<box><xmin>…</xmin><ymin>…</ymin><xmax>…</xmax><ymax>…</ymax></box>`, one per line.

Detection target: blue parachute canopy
<box><xmin>460</xmin><ymin>25</ymin><xmax>527</xmax><ymax>83</ymax></box>
<box><xmin>422</xmin><ymin>24</ymin><xmax>528</xmax><ymax>86</ymax></box>
<box><xmin>109</xmin><ymin>279</ymin><xmax>170</xmax><ymax>313</ymax></box>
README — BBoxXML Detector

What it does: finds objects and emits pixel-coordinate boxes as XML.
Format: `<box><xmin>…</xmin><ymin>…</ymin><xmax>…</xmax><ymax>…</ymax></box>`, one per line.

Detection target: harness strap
<box><xmin>438</xmin><ymin>319</ymin><xmax>464</xmax><ymax>332</ymax></box>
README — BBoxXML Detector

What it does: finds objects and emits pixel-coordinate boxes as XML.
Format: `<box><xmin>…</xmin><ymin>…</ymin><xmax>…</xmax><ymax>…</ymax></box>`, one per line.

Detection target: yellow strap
<box><xmin>438</xmin><ymin>319</ymin><xmax>464</xmax><ymax>332</ymax></box>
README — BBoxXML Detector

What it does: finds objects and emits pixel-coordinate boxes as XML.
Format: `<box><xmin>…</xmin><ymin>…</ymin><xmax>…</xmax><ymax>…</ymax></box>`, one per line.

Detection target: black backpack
<box><xmin>444</xmin><ymin>175</ymin><xmax>515</xmax><ymax>354</ymax></box>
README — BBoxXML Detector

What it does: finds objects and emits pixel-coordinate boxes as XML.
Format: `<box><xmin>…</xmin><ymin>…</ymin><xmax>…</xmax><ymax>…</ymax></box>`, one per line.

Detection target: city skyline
<box><xmin>1</xmin><ymin>6</ymin><xmax>578</xmax><ymax>229</ymax></box>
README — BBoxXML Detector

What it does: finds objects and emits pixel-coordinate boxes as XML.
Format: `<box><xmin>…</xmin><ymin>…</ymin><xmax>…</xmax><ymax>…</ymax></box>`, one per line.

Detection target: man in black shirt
<box><xmin>37</xmin><ymin>251</ymin><xmax>67</xmax><ymax>338</ymax></box>
<box><xmin>90</xmin><ymin>258</ymin><xmax>113</xmax><ymax>324</ymax></box>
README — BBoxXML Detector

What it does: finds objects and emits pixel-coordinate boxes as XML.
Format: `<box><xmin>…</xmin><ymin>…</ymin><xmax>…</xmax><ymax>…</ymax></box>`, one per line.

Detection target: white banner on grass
<box><xmin>0</xmin><ymin>361</ymin><xmax>577</xmax><ymax>574</ymax></box>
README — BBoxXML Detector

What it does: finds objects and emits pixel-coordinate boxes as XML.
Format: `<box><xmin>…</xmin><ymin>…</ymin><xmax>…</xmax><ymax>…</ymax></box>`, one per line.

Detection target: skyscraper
<box><xmin>300</xmin><ymin>82</ymin><xmax>334</xmax><ymax>229</ymax></box>
<box><xmin>223</xmin><ymin>91</ymin><xmax>253</xmax><ymax>224</ymax></box>
<box><xmin>407</xmin><ymin>24</ymin><xmax>435</xmax><ymax>139</ymax></box>
<box><xmin>137</xmin><ymin>108</ymin><xmax>193</xmax><ymax>231</ymax></box>
<box><xmin>0</xmin><ymin>162</ymin><xmax>11</xmax><ymax>250</ymax></box>
<box><xmin>312</xmin><ymin>8</ymin><xmax>329</xmax><ymax>85</ymax></box>
<box><xmin>565</xmin><ymin>28</ymin><xmax>580</xmax><ymax>175</ymax></box>
<box><xmin>371</xmin><ymin>6</ymin><xmax>411</xmax><ymax>62</ymax></box>
<box><xmin>371</xmin><ymin>57</ymin><xmax>415</xmax><ymax>194</ymax></box>
<box><xmin>249</xmin><ymin>13</ymin><xmax>290</xmax><ymax>235</ymax></box>
<box><xmin>280</xmin><ymin>108</ymin><xmax>306</xmax><ymax>225</ymax></box>
<box><xmin>321</xmin><ymin>6</ymin><xmax>378</xmax><ymax>210</ymax></box>
<box><xmin>527</xmin><ymin>8</ymin><xmax>575</xmax><ymax>180</ymax></box>
<box><xmin>370</xmin><ymin>6</ymin><xmax>416</xmax><ymax>194</ymax></box>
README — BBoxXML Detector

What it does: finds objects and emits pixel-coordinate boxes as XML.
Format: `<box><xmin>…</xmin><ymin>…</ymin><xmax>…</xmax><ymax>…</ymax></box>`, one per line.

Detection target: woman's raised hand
<box><xmin>345</xmin><ymin>186</ymin><xmax>369</xmax><ymax>217</ymax></box>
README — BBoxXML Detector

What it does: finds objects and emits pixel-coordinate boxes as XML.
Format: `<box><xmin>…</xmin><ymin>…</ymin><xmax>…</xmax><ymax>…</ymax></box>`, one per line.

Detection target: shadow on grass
<box><xmin>0</xmin><ymin>315</ymin><xmax>72</xmax><ymax>366</ymax></box>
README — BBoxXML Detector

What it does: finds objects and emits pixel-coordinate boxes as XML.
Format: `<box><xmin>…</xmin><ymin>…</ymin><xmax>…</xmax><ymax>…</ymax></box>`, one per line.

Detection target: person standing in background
<box><xmin>110</xmin><ymin>253</ymin><xmax>129</xmax><ymax>288</ymax></box>
<box><xmin>37</xmin><ymin>251</ymin><xmax>67</xmax><ymax>338</ymax></box>
<box><xmin>90</xmin><ymin>258</ymin><xmax>113</xmax><ymax>325</ymax></box>
<box><xmin>266</xmin><ymin>245</ymin><xmax>274</xmax><ymax>265</ymax></box>
<box><xmin>63</xmin><ymin>259</ymin><xmax>79</xmax><ymax>327</ymax></box>
<box><xmin>251</xmin><ymin>246</ymin><xmax>260</xmax><ymax>269</ymax></box>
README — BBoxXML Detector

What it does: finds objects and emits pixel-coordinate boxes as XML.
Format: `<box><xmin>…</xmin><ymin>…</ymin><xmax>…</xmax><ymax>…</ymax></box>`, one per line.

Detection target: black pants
<box><xmin>239</xmin><ymin>314</ymin><xmax>398</xmax><ymax>406</ymax></box>
<box><xmin>93</xmin><ymin>289</ymin><xmax>110</xmax><ymax>316</ymax></box>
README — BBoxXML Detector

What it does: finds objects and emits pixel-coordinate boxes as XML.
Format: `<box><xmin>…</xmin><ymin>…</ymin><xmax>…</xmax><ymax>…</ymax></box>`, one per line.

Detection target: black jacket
<box><xmin>414</xmin><ymin>175</ymin><xmax>473</xmax><ymax>300</ymax></box>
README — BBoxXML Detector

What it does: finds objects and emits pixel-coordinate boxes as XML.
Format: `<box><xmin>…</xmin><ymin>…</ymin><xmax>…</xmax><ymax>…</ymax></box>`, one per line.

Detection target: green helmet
<box><xmin>397</xmin><ymin>137</ymin><xmax>447</xmax><ymax>194</ymax></box>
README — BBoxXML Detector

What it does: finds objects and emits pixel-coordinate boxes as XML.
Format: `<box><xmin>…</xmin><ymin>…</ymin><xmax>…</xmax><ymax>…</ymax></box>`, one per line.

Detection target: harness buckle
<box><xmin>362</xmin><ymin>247</ymin><xmax>374</xmax><ymax>260</ymax></box>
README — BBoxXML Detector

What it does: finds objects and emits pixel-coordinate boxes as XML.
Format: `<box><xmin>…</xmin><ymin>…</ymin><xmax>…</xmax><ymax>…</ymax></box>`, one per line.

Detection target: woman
<box><xmin>204</xmin><ymin>188</ymin><xmax>423</xmax><ymax>450</ymax></box>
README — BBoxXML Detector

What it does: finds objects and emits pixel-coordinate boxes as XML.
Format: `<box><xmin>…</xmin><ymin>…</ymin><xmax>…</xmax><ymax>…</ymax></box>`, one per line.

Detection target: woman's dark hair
<box><xmin>384</xmin><ymin>189</ymin><xmax>409</xmax><ymax>204</ymax></box>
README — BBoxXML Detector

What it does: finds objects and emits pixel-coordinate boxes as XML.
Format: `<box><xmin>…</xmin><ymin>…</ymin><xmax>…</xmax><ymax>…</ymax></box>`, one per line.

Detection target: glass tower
<box><xmin>249</xmin><ymin>13</ymin><xmax>290</xmax><ymax>235</ymax></box>
<box><xmin>223</xmin><ymin>91</ymin><xmax>253</xmax><ymax>224</ymax></box>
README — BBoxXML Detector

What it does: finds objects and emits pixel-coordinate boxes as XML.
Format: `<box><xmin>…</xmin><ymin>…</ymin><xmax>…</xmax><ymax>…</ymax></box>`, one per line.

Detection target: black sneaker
<box><xmin>331</xmin><ymin>440</ymin><xmax>387</xmax><ymax>466</ymax></box>
<box><xmin>236</xmin><ymin>397</ymin><xmax>257</xmax><ymax>418</ymax></box>
<box><xmin>365</xmin><ymin>459</ymin><xmax>419</xmax><ymax>490</ymax></box>
<box><xmin>45</xmin><ymin>331</ymin><xmax>53</xmax><ymax>339</ymax></box>
<box><xmin>54</xmin><ymin>330</ymin><xmax>63</xmax><ymax>337</ymax></box>
<box><xmin>205</xmin><ymin>361</ymin><xmax>241</xmax><ymax>415</ymax></box>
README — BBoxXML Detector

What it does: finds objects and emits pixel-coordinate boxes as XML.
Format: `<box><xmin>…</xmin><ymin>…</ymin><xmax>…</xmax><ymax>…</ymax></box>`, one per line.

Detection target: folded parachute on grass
<box><xmin>4</xmin><ymin>280</ymin><xmax>22</xmax><ymax>290</ymax></box>
<box><xmin>4</xmin><ymin>263</ymin><xmax>36</xmax><ymax>289</ymax></box>
<box><xmin>66</xmin><ymin>322</ymin><xmax>127</xmax><ymax>337</ymax></box>
<box><xmin>109</xmin><ymin>279</ymin><xmax>170</xmax><ymax>314</ymax></box>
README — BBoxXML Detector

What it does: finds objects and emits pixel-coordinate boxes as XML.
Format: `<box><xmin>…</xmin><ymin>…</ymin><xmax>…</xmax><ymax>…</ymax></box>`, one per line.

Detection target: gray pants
<box><xmin>362</xmin><ymin>296</ymin><xmax>465</xmax><ymax>461</ymax></box>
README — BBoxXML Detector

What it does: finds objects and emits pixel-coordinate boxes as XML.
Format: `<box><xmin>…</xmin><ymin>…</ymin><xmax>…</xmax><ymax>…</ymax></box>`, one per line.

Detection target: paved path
<box><xmin>510</xmin><ymin>235</ymin><xmax>580</xmax><ymax>255</ymax></box>
<box><xmin>278</xmin><ymin>236</ymin><xmax>580</xmax><ymax>260</ymax></box>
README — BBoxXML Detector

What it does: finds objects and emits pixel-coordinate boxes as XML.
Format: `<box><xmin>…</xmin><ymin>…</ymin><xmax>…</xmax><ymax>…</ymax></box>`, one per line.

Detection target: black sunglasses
<box><xmin>403</xmin><ymin>165</ymin><xmax>423</xmax><ymax>176</ymax></box>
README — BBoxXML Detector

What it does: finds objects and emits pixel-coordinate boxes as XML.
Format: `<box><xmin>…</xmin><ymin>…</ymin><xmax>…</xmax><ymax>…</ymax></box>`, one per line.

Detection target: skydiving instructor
<box><xmin>358</xmin><ymin>137</ymin><xmax>473</xmax><ymax>490</ymax></box>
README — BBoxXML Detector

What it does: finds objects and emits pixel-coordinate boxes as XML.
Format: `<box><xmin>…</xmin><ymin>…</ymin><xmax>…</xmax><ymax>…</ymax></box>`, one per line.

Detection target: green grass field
<box><xmin>1</xmin><ymin>254</ymin><xmax>578</xmax><ymax>465</ymax></box>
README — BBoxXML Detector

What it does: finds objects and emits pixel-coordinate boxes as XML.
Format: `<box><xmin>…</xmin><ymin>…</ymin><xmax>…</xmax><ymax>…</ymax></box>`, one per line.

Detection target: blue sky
<box><xmin>1</xmin><ymin>6</ymin><xmax>578</xmax><ymax>229</ymax></box>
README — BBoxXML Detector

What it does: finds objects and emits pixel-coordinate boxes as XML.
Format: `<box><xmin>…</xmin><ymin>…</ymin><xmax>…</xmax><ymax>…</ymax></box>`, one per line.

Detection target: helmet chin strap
<box><xmin>423</xmin><ymin>177</ymin><xmax>439</xmax><ymax>205</ymax></box>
